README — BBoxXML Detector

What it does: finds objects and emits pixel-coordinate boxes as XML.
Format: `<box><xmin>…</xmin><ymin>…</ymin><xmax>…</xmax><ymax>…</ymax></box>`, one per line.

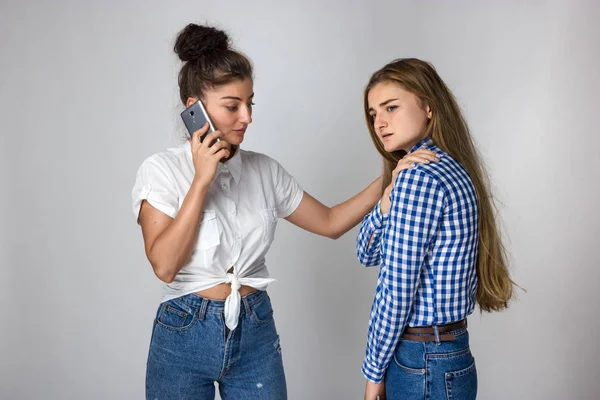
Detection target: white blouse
<box><xmin>132</xmin><ymin>141</ymin><xmax>304</xmax><ymax>329</ymax></box>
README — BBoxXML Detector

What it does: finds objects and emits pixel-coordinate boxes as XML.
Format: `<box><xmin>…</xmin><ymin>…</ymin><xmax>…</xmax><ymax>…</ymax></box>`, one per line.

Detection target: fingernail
<box><xmin>436</xmin><ymin>154</ymin><xmax>442</xmax><ymax>159</ymax></box>
<box><xmin>424</xmin><ymin>159</ymin><xmax>430</xmax><ymax>164</ymax></box>
<box><xmin>410</xmin><ymin>163</ymin><xmax>416</xmax><ymax>168</ymax></box>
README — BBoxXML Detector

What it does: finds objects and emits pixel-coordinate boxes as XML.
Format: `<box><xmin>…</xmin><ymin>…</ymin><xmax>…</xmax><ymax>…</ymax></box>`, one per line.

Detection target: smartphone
<box><xmin>180</xmin><ymin>100</ymin><xmax>219</xmax><ymax>143</ymax></box>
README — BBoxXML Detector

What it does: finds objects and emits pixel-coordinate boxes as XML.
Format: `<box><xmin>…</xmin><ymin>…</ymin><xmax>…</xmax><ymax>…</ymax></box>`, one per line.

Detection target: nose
<box><xmin>240</xmin><ymin>106</ymin><xmax>252</xmax><ymax>124</ymax></box>
<box><xmin>374</xmin><ymin>114</ymin><xmax>387</xmax><ymax>132</ymax></box>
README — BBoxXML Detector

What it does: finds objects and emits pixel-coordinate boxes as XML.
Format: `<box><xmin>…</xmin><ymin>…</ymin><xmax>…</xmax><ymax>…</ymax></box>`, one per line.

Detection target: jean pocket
<box><xmin>260</xmin><ymin>208</ymin><xmax>277</xmax><ymax>244</ymax></box>
<box><xmin>387</xmin><ymin>354</ymin><xmax>426</xmax><ymax>399</ymax></box>
<box><xmin>251</xmin><ymin>294</ymin><xmax>274</xmax><ymax>325</ymax></box>
<box><xmin>392</xmin><ymin>354</ymin><xmax>426</xmax><ymax>375</ymax></box>
<box><xmin>155</xmin><ymin>300</ymin><xmax>197</xmax><ymax>332</ymax></box>
<box><xmin>445</xmin><ymin>359</ymin><xmax>477</xmax><ymax>400</ymax></box>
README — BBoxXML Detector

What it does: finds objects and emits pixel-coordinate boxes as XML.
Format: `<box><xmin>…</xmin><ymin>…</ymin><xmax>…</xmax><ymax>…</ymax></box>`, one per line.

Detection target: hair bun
<box><xmin>174</xmin><ymin>24</ymin><xmax>229</xmax><ymax>62</ymax></box>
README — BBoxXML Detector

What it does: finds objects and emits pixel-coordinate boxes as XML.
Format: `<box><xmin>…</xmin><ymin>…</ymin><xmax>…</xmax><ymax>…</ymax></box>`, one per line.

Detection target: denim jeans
<box><xmin>146</xmin><ymin>290</ymin><xmax>286</xmax><ymax>399</ymax></box>
<box><xmin>385</xmin><ymin>325</ymin><xmax>477</xmax><ymax>399</ymax></box>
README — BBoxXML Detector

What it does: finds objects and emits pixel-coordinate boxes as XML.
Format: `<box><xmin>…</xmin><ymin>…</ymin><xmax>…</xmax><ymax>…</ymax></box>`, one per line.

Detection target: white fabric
<box><xmin>132</xmin><ymin>141</ymin><xmax>304</xmax><ymax>329</ymax></box>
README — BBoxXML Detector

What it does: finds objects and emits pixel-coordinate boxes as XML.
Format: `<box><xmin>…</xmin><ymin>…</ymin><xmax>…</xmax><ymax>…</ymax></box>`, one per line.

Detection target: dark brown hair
<box><xmin>174</xmin><ymin>24</ymin><xmax>253</xmax><ymax>105</ymax></box>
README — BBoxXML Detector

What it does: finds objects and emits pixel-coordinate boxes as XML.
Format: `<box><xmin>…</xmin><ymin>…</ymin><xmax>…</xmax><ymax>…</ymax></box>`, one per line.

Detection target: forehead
<box><xmin>207</xmin><ymin>78</ymin><xmax>254</xmax><ymax>99</ymax></box>
<box><xmin>368</xmin><ymin>81</ymin><xmax>411</xmax><ymax>106</ymax></box>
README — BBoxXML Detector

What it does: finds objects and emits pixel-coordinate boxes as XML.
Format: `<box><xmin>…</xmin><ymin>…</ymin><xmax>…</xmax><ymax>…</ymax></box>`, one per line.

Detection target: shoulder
<box><xmin>137</xmin><ymin>142</ymin><xmax>189</xmax><ymax>173</ymax></box>
<box><xmin>412</xmin><ymin>148</ymin><xmax>473</xmax><ymax>193</ymax></box>
<box><xmin>240</xmin><ymin>149</ymin><xmax>275</xmax><ymax>164</ymax></box>
<box><xmin>239</xmin><ymin>149</ymin><xmax>285</xmax><ymax>172</ymax></box>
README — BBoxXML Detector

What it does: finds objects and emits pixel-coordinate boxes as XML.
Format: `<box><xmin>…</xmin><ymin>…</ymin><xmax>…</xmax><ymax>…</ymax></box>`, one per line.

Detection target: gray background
<box><xmin>1</xmin><ymin>0</ymin><xmax>599</xmax><ymax>399</ymax></box>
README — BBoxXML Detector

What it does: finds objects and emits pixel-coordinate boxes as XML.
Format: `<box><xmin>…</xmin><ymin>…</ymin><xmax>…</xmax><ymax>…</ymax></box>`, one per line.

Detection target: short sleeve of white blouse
<box><xmin>269</xmin><ymin>157</ymin><xmax>304</xmax><ymax>218</ymax></box>
<box><xmin>131</xmin><ymin>155</ymin><xmax>180</xmax><ymax>221</ymax></box>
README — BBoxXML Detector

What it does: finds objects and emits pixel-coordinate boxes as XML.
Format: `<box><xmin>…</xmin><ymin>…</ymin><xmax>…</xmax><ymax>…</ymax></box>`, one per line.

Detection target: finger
<box><xmin>201</xmin><ymin>130</ymin><xmax>223</xmax><ymax>148</ymax></box>
<box><xmin>413</xmin><ymin>149</ymin><xmax>441</xmax><ymax>161</ymax></box>
<box><xmin>396</xmin><ymin>157</ymin><xmax>414</xmax><ymax>167</ymax></box>
<box><xmin>403</xmin><ymin>155</ymin><xmax>432</xmax><ymax>165</ymax></box>
<box><xmin>393</xmin><ymin>162</ymin><xmax>415</xmax><ymax>174</ymax></box>
<box><xmin>209</xmin><ymin>141</ymin><xmax>230</xmax><ymax>154</ymax></box>
<box><xmin>214</xmin><ymin>147</ymin><xmax>231</xmax><ymax>160</ymax></box>
<box><xmin>192</xmin><ymin>122</ymin><xmax>210</xmax><ymax>144</ymax></box>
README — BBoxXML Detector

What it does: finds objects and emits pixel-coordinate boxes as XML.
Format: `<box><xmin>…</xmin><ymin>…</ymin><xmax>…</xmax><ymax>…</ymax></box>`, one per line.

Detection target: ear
<box><xmin>186</xmin><ymin>97</ymin><xmax>199</xmax><ymax>108</ymax></box>
<box><xmin>425</xmin><ymin>105</ymin><xmax>432</xmax><ymax>119</ymax></box>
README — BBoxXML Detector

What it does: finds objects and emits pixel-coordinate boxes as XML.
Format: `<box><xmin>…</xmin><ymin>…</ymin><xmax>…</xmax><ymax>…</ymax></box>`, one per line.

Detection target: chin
<box><xmin>384</xmin><ymin>143</ymin><xmax>402</xmax><ymax>153</ymax></box>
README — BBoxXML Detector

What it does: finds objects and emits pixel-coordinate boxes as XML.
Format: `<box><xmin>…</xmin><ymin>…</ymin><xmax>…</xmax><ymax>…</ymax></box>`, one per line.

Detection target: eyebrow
<box><xmin>368</xmin><ymin>98</ymin><xmax>398</xmax><ymax>112</ymax></box>
<box><xmin>221</xmin><ymin>93</ymin><xmax>255</xmax><ymax>101</ymax></box>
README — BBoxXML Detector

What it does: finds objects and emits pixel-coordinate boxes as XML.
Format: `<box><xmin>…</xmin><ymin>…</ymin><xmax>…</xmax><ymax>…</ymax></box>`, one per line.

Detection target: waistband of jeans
<box><xmin>175</xmin><ymin>289</ymin><xmax>267</xmax><ymax>313</ymax></box>
<box><xmin>403</xmin><ymin>323</ymin><xmax>468</xmax><ymax>340</ymax></box>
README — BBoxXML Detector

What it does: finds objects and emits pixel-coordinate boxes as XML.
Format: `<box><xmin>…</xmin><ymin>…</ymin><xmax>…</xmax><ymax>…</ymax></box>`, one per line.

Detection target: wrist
<box><xmin>190</xmin><ymin>177</ymin><xmax>211</xmax><ymax>194</ymax></box>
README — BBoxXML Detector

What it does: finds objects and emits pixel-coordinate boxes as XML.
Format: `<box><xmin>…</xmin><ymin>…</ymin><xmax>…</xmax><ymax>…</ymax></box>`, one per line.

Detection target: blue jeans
<box><xmin>146</xmin><ymin>290</ymin><xmax>286</xmax><ymax>399</ymax></box>
<box><xmin>385</xmin><ymin>325</ymin><xmax>477</xmax><ymax>399</ymax></box>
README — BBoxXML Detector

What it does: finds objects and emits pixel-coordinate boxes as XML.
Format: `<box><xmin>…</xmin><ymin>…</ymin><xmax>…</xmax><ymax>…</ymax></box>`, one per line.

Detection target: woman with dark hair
<box><xmin>131</xmin><ymin>25</ymin><xmax>437</xmax><ymax>399</ymax></box>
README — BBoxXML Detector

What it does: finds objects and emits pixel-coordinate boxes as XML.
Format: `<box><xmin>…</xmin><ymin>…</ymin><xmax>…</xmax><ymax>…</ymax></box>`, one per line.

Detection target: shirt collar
<box><xmin>217</xmin><ymin>146</ymin><xmax>242</xmax><ymax>184</ymax></box>
<box><xmin>408</xmin><ymin>136</ymin><xmax>434</xmax><ymax>154</ymax></box>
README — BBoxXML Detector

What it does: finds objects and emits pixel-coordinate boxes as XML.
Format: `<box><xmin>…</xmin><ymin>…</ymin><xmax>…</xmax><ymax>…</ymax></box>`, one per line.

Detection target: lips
<box><xmin>381</xmin><ymin>133</ymin><xmax>393</xmax><ymax>139</ymax></box>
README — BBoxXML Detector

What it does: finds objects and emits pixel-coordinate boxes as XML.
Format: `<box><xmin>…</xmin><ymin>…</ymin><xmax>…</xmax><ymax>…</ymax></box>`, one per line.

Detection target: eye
<box><xmin>369</xmin><ymin>113</ymin><xmax>376</xmax><ymax>120</ymax></box>
<box><xmin>247</xmin><ymin>102</ymin><xmax>255</xmax><ymax>108</ymax></box>
<box><xmin>386</xmin><ymin>105</ymin><xmax>398</xmax><ymax>112</ymax></box>
<box><xmin>226</xmin><ymin>105</ymin><xmax>238</xmax><ymax>112</ymax></box>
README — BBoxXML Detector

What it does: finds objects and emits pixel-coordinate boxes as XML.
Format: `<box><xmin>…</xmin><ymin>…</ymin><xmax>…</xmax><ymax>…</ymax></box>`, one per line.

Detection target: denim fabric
<box><xmin>385</xmin><ymin>326</ymin><xmax>477</xmax><ymax>399</ymax></box>
<box><xmin>146</xmin><ymin>290</ymin><xmax>286</xmax><ymax>399</ymax></box>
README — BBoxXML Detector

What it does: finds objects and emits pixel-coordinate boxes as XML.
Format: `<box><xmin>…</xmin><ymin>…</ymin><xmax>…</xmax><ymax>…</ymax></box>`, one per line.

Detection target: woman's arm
<box><xmin>285</xmin><ymin>178</ymin><xmax>381</xmax><ymax>239</ymax></box>
<box><xmin>362</xmin><ymin>168</ymin><xmax>445</xmax><ymax>384</ymax></box>
<box><xmin>139</xmin><ymin>180</ymin><xmax>209</xmax><ymax>283</ymax></box>
<box><xmin>356</xmin><ymin>202</ymin><xmax>388</xmax><ymax>266</ymax></box>
<box><xmin>285</xmin><ymin>150</ymin><xmax>439</xmax><ymax>240</ymax></box>
<box><xmin>138</xmin><ymin>127</ymin><xmax>229</xmax><ymax>283</ymax></box>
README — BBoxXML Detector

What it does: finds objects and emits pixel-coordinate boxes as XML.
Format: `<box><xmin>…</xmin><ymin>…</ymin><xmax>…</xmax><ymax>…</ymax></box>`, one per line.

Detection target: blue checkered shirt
<box><xmin>356</xmin><ymin>137</ymin><xmax>479</xmax><ymax>383</ymax></box>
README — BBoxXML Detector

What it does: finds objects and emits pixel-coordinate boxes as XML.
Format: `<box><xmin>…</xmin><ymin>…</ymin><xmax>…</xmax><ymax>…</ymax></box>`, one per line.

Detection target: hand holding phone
<box><xmin>188</xmin><ymin>126</ymin><xmax>231</xmax><ymax>187</ymax></box>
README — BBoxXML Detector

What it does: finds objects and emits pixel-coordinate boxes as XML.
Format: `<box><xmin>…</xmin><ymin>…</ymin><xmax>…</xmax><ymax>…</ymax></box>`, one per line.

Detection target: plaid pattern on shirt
<box><xmin>356</xmin><ymin>137</ymin><xmax>479</xmax><ymax>383</ymax></box>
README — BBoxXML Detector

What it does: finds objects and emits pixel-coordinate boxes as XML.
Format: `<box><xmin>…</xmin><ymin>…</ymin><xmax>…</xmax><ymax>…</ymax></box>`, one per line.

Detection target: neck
<box><xmin>402</xmin><ymin>134</ymin><xmax>428</xmax><ymax>153</ymax></box>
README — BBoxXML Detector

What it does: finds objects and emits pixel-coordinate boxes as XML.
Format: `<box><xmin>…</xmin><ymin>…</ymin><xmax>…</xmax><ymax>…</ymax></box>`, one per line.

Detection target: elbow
<box><xmin>328</xmin><ymin>230</ymin><xmax>343</xmax><ymax>240</ymax></box>
<box><xmin>326</xmin><ymin>220</ymin><xmax>344</xmax><ymax>240</ymax></box>
<box><xmin>154</xmin><ymin>266</ymin><xmax>176</xmax><ymax>283</ymax></box>
<box><xmin>358</xmin><ymin>258</ymin><xmax>371</xmax><ymax>267</ymax></box>
<box><xmin>356</xmin><ymin>252</ymin><xmax>379</xmax><ymax>267</ymax></box>
<box><xmin>356</xmin><ymin>252</ymin><xmax>366</xmax><ymax>266</ymax></box>
<box><xmin>324</xmin><ymin>209</ymin><xmax>345</xmax><ymax>240</ymax></box>
<box><xmin>149</xmin><ymin>257</ymin><xmax>177</xmax><ymax>283</ymax></box>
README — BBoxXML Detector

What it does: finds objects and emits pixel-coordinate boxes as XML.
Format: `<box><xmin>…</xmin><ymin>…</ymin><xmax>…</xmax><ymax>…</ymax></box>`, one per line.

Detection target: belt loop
<box><xmin>242</xmin><ymin>295</ymin><xmax>252</xmax><ymax>318</ymax></box>
<box><xmin>433</xmin><ymin>325</ymin><xmax>441</xmax><ymax>345</ymax></box>
<box><xmin>198</xmin><ymin>298</ymin><xmax>209</xmax><ymax>321</ymax></box>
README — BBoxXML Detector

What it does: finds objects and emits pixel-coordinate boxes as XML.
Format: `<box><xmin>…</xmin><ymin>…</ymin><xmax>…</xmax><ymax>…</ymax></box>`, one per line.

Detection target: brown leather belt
<box><xmin>401</xmin><ymin>320</ymin><xmax>466</xmax><ymax>342</ymax></box>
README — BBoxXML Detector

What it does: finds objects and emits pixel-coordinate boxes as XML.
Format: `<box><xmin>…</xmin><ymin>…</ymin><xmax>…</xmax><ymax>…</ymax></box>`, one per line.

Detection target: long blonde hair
<box><xmin>364</xmin><ymin>58</ymin><xmax>515</xmax><ymax>312</ymax></box>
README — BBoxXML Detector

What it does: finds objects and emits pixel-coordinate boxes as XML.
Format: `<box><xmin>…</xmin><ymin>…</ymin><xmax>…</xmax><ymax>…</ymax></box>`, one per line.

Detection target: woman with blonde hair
<box><xmin>356</xmin><ymin>58</ymin><xmax>515</xmax><ymax>399</ymax></box>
